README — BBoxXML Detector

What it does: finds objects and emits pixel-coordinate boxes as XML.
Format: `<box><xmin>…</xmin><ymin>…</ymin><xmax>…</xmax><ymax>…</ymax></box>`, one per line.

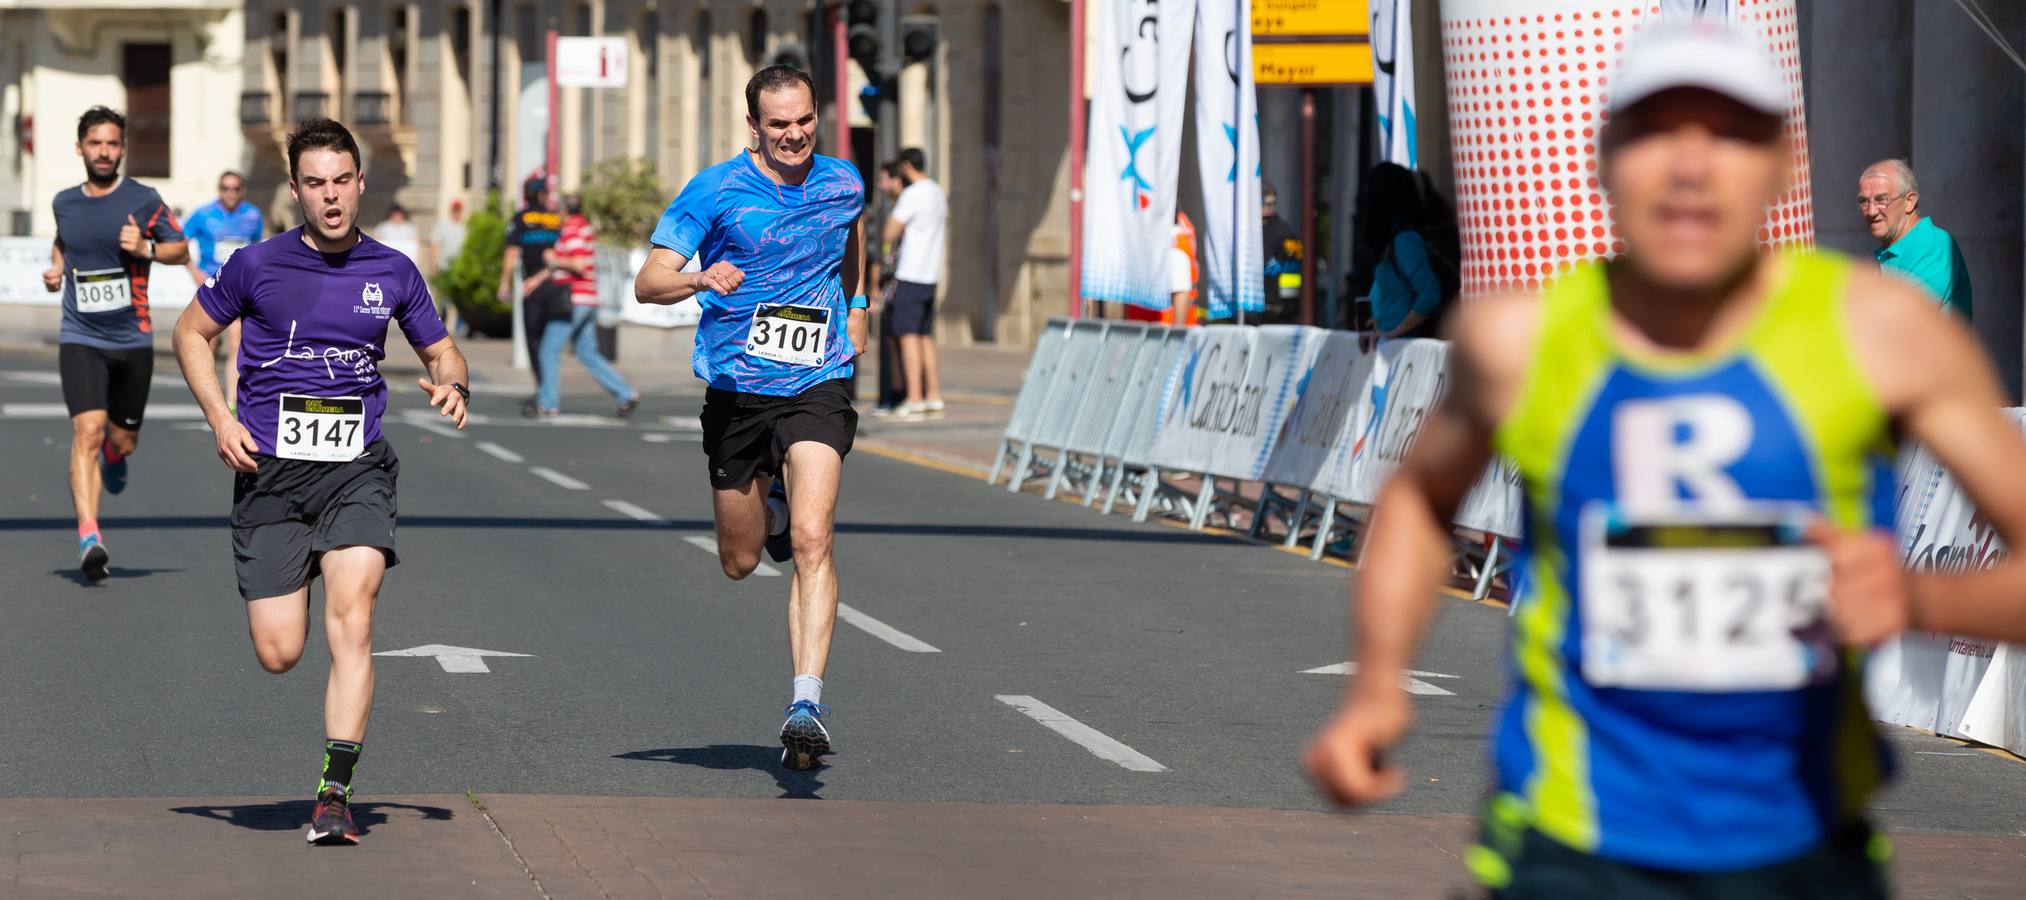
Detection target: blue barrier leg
<box><xmin>1283</xmin><ymin>490</ymin><xmax>1312</xmax><ymax>549</ymax></box>
<box><xmin>1309</xmin><ymin>498</ymin><xmax>1338</xmax><ymax>561</ymax></box>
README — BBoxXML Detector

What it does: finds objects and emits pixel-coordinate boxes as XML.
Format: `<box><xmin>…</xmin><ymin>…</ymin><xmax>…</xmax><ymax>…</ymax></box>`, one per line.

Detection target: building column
<box><xmin>1912</xmin><ymin>1</ymin><xmax>2024</xmax><ymax>400</ymax></box>
<box><xmin>1803</xmin><ymin>0</ymin><xmax>1911</xmax><ymax>259</ymax></box>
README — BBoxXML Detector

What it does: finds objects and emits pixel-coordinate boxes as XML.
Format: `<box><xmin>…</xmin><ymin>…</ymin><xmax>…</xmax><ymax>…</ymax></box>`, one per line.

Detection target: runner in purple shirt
<box><xmin>171</xmin><ymin>118</ymin><xmax>470</xmax><ymax>848</ymax></box>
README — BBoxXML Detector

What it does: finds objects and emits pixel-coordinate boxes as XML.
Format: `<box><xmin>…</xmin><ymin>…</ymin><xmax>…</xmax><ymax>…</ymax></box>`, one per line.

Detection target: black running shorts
<box><xmin>230</xmin><ymin>439</ymin><xmax>401</xmax><ymax>600</ymax></box>
<box><xmin>59</xmin><ymin>343</ymin><xmax>154</xmax><ymax>429</ymax></box>
<box><xmin>700</xmin><ymin>379</ymin><xmax>857</xmax><ymax>490</ymax></box>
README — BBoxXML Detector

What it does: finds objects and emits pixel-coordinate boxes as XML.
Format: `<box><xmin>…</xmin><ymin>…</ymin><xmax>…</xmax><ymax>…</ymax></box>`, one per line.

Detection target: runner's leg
<box><xmin>712</xmin><ymin>477</ymin><xmax>771</xmax><ymax>580</ymax></box>
<box><xmin>782</xmin><ymin>441</ymin><xmax>842</xmax><ymax>678</ymax></box>
<box><xmin>105</xmin><ymin>423</ymin><xmax>139</xmax><ymax>459</ymax></box>
<box><xmin>246</xmin><ymin>587</ymin><xmax>313</xmax><ymax>674</ymax></box>
<box><xmin>319</xmin><ymin>545</ymin><xmax>386</xmax><ymax>742</ymax></box>
<box><xmin>68</xmin><ymin>411</ymin><xmax>107</xmax><ymax>528</ymax></box>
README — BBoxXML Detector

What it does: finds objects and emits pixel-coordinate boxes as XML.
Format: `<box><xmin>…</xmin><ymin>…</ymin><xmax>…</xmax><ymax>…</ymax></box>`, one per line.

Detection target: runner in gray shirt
<box><xmin>39</xmin><ymin>106</ymin><xmax>187</xmax><ymax>581</ymax></box>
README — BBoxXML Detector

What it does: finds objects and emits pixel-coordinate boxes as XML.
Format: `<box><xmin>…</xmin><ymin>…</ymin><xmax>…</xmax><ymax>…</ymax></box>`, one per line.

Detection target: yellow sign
<box><xmin>1254</xmin><ymin>42</ymin><xmax>1374</xmax><ymax>86</ymax></box>
<box><xmin>1252</xmin><ymin>0</ymin><xmax>1370</xmax><ymax>39</ymax></box>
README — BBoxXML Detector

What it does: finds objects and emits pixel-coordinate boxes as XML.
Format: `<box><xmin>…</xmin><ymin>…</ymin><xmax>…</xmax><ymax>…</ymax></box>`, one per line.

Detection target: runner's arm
<box><xmin>42</xmin><ymin>238</ymin><xmax>63</xmax><ymax>292</ymax></box>
<box><xmin>412</xmin><ymin>336</ymin><xmax>470</xmax><ymax>429</ymax></box>
<box><xmin>1306</xmin><ymin>296</ymin><xmax>1532</xmax><ymax>807</ymax></box>
<box><xmin>171</xmin><ymin>303</ymin><xmax>259</xmax><ymax>472</ymax></box>
<box><xmin>497</xmin><ymin>246</ymin><xmax>520</xmax><ymax>301</ymax></box>
<box><xmin>634</xmin><ymin>247</ymin><xmax>741</xmax><ymax>305</ymax></box>
<box><xmin>1846</xmin><ymin>272</ymin><xmax>2026</xmax><ymax>643</ymax></box>
<box><xmin>845</xmin><ymin>215</ymin><xmax>868</xmax><ymax>353</ymax></box>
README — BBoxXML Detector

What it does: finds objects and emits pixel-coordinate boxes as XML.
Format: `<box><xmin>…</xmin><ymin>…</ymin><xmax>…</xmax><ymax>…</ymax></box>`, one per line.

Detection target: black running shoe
<box><xmin>616</xmin><ymin>395</ymin><xmax>641</xmax><ymax>418</ymax></box>
<box><xmin>763</xmin><ymin>479</ymin><xmax>793</xmax><ymax>564</ymax></box>
<box><xmin>306</xmin><ymin>787</ymin><xmax>359</xmax><ymax>845</ymax></box>
<box><xmin>779</xmin><ymin>700</ymin><xmax>832</xmax><ymax>770</ymax></box>
<box><xmin>79</xmin><ymin>535</ymin><xmax>109</xmax><ymax>582</ymax></box>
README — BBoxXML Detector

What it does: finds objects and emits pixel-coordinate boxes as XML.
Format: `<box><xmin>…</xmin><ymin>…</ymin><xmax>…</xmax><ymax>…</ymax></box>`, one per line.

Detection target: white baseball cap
<box><xmin>1607</xmin><ymin>21</ymin><xmax>1787</xmax><ymax>119</ymax></box>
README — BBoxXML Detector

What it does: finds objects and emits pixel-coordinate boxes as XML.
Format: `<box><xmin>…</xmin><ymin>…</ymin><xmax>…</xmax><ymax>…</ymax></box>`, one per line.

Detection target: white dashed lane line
<box><xmin>602</xmin><ymin>499</ymin><xmax>664</xmax><ymax>522</ymax></box>
<box><xmin>995</xmin><ymin>695</ymin><xmax>1168</xmax><ymax>772</ymax></box>
<box><xmin>476</xmin><ymin>441</ymin><xmax>525</xmax><ymax>463</ymax></box>
<box><xmin>528</xmin><ymin>466</ymin><xmax>589</xmax><ymax>490</ymax></box>
<box><xmin>836</xmin><ymin>604</ymin><xmax>941</xmax><ymax>653</ymax></box>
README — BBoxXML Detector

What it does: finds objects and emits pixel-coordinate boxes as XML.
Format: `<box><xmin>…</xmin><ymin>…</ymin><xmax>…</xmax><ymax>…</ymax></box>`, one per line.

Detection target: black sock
<box><xmin>320</xmin><ymin>739</ymin><xmax>362</xmax><ymax>798</ymax></box>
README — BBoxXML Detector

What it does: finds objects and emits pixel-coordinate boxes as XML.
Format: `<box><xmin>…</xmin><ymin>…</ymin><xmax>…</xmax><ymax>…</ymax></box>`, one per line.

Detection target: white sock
<box><xmin>793</xmin><ymin>674</ymin><xmax>823</xmax><ymax>706</ymax></box>
<box><xmin>765</xmin><ymin>496</ymin><xmax>790</xmax><ymax>537</ymax></box>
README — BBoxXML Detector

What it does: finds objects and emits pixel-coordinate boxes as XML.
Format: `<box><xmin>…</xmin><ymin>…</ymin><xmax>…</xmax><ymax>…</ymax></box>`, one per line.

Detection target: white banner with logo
<box><xmin>1867</xmin><ymin>409</ymin><xmax>2026</xmax><ymax>754</ymax></box>
<box><xmin>1340</xmin><ymin>339</ymin><xmax>1450</xmax><ymax>505</ymax></box>
<box><xmin>1455</xmin><ymin>459</ymin><xmax>1524</xmax><ymax>539</ymax></box>
<box><xmin>1263</xmin><ymin>330</ymin><xmax>1374</xmax><ymax>489</ymax></box>
<box><xmin>1193</xmin><ymin>0</ymin><xmax>1265</xmax><ymax>320</ymax></box>
<box><xmin>1147</xmin><ymin>325</ymin><xmax>1258</xmax><ymax>474</ymax></box>
<box><xmin>1372</xmin><ymin>0</ymin><xmax>1418</xmax><ymax>168</ymax></box>
<box><xmin>1083</xmin><ymin>0</ymin><xmax>1196</xmax><ymax>312</ymax></box>
<box><xmin>0</xmin><ymin>236</ymin><xmax>197</xmax><ymax>309</ymax></box>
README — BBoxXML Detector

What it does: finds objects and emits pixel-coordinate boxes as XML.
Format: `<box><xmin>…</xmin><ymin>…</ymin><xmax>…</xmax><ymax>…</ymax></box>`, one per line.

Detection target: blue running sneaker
<box><xmin>79</xmin><ymin>534</ymin><xmax>109</xmax><ymax>581</ymax></box>
<box><xmin>779</xmin><ymin>700</ymin><xmax>831</xmax><ymax>770</ymax></box>
<box><xmin>100</xmin><ymin>440</ymin><xmax>127</xmax><ymax>495</ymax></box>
<box><xmin>763</xmin><ymin>479</ymin><xmax>793</xmax><ymax>564</ymax></box>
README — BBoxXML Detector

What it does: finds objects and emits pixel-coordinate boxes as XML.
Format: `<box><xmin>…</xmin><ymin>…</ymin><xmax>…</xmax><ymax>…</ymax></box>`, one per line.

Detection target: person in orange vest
<box><xmin>1125</xmin><ymin>211</ymin><xmax>1202</xmax><ymax>326</ymax></box>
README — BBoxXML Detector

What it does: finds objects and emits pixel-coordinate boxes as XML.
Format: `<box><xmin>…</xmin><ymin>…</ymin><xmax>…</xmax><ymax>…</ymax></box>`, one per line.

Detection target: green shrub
<box><xmin>580</xmin><ymin>157</ymin><xmax>668</xmax><ymax>247</ymax></box>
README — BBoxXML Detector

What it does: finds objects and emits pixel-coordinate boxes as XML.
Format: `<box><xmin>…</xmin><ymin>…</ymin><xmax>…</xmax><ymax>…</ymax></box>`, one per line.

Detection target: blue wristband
<box><xmin>849</xmin><ymin>294</ymin><xmax>869</xmax><ymax>310</ymax></box>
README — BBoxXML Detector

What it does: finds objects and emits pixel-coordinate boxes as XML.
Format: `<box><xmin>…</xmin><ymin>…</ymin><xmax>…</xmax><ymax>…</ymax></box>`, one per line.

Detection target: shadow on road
<box><xmin>0</xmin><ymin>516</ymin><xmax>1233</xmax><ymax>545</ymax></box>
<box><xmin>49</xmin><ymin>567</ymin><xmax>185</xmax><ymax>586</ymax></box>
<box><xmin>168</xmin><ymin>799</ymin><xmax>455</xmax><ymax>836</ymax></box>
<box><xmin>614</xmin><ymin>745</ymin><xmax>826</xmax><ymax>800</ymax></box>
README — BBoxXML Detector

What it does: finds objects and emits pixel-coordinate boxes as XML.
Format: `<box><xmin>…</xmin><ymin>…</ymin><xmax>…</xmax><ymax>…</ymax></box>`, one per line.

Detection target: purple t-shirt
<box><xmin>196</xmin><ymin>228</ymin><xmax>450</xmax><ymax>457</ymax></box>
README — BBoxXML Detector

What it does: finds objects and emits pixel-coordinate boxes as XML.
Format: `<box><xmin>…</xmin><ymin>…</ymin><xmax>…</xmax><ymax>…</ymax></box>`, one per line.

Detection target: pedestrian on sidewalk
<box><xmin>534</xmin><ymin>194</ymin><xmax>641</xmax><ymax>418</ymax></box>
<box><xmin>501</xmin><ymin>175</ymin><xmax>567</xmax><ymax>408</ymax></box>
<box><xmin>1861</xmin><ymin>159</ymin><xmax>1973</xmax><ymax>321</ymax></box>
<box><xmin>884</xmin><ymin>147</ymin><xmax>947</xmax><ymax>420</ymax></box>
<box><xmin>866</xmin><ymin>162</ymin><xmax>908</xmax><ymax>418</ymax></box>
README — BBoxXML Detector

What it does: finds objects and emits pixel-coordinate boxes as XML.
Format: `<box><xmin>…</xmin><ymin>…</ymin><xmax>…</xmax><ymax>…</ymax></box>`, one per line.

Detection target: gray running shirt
<box><xmin>52</xmin><ymin>177</ymin><xmax>184</xmax><ymax>350</ymax></box>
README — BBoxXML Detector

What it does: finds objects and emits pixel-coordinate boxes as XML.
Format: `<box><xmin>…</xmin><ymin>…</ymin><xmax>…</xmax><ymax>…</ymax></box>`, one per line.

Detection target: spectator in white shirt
<box><xmin>882</xmin><ymin>147</ymin><xmax>948</xmax><ymax>420</ymax></box>
<box><xmin>375</xmin><ymin>204</ymin><xmax>422</xmax><ymax>263</ymax></box>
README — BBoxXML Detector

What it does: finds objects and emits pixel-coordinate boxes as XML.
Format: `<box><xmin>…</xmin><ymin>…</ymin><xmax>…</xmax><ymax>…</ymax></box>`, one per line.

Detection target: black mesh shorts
<box><xmin>229</xmin><ymin>439</ymin><xmax>401</xmax><ymax>599</ymax></box>
<box><xmin>59</xmin><ymin>343</ymin><xmax>153</xmax><ymax>429</ymax></box>
<box><xmin>699</xmin><ymin>379</ymin><xmax>856</xmax><ymax>490</ymax></box>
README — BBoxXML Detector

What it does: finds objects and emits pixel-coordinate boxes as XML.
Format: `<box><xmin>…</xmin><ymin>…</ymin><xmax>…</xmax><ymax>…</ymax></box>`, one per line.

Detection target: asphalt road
<box><xmin>1</xmin><ymin>344</ymin><xmax>2023</xmax><ymax>896</ymax></box>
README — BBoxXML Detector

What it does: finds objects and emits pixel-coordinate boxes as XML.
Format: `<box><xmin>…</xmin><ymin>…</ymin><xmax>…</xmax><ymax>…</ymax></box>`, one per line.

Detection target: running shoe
<box><xmin>100</xmin><ymin>440</ymin><xmax>127</xmax><ymax>495</ymax></box>
<box><xmin>921</xmin><ymin>399</ymin><xmax>947</xmax><ymax>420</ymax></box>
<box><xmin>616</xmin><ymin>395</ymin><xmax>642</xmax><ymax>419</ymax></box>
<box><xmin>763</xmin><ymin>479</ymin><xmax>794</xmax><ymax>563</ymax></box>
<box><xmin>779</xmin><ymin>700</ymin><xmax>832</xmax><ymax>770</ymax></box>
<box><xmin>867</xmin><ymin>405</ymin><xmax>896</xmax><ymax>419</ymax></box>
<box><xmin>79</xmin><ymin>534</ymin><xmax>109</xmax><ymax>582</ymax></box>
<box><xmin>306</xmin><ymin>786</ymin><xmax>359</xmax><ymax>845</ymax></box>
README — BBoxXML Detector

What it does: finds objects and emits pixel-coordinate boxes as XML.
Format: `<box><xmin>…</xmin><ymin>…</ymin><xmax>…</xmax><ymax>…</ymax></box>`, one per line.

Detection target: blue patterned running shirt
<box><xmin>650</xmin><ymin>152</ymin><xmax>864</xmax><ymax>397</ymax></box>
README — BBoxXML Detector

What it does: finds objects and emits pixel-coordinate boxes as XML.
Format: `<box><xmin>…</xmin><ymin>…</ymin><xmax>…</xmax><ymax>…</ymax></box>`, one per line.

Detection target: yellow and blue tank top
<box><xmin>1489</xmin><ymin>251</ymin><xmax>1894</xmax><ymax>871</ymax></box>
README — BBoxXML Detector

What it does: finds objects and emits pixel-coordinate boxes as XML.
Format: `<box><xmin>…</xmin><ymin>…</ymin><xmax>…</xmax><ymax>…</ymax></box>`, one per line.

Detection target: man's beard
<box><xmin>84</xmin><ymin>160</ymin><xmax>120</xmax><ymax>187</ymax></box>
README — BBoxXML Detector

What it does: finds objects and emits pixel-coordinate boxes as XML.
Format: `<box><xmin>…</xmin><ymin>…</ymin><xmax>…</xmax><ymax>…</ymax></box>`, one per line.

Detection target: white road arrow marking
<box><xmin>374</xmin><ymin>644</ymin><xmax>534</xmax><ymax>673</ymax></box>
<box><xmin>1302</xmin><ymin>662</ymin><xmax>1461</xmax><ymax>696</ymax></box>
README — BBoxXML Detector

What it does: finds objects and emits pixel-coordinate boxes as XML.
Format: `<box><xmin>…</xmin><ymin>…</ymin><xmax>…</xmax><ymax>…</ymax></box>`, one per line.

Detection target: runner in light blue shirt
<box><xmin>182</xmin><ymin>170</ymin><xmax>266</xmax><ymax>413</ymax></box>
<box><xmin>634</xmin><ymin>65</ymin><xmax>868</xmax><ymax>773</ymax></box>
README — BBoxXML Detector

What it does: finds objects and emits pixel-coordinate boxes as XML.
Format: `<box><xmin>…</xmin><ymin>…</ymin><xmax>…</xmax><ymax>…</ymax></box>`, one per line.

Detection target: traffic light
<box><xmin>846</xmin><ymin>0</ymin><xmax>882</xmax><ymax>77</ymax></box>
<box><xmin>900</xmin><ymin>17</ymin><xmax>938</xmax><ymax>65</ymax></box>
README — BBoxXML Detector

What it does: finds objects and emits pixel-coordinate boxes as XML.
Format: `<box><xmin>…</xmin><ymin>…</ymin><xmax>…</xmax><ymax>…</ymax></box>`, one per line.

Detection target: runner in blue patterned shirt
<box><xmin>635</xmin><ymin>65</ymin><xmax>868</xmax><ymax>771</ymax></box>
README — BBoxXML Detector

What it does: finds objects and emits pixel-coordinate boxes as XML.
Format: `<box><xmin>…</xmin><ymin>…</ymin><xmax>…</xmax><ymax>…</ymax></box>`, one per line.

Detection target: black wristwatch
<box><xmin>451</xmin><ymin>382</ymin><xmax>471</xmax><ymax>402</ymax></box>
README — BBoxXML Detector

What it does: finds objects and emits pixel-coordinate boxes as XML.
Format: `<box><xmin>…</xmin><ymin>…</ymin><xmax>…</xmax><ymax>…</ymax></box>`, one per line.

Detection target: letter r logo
<box><xmin>1612</xmin><ymin>395</ymin><xmax>1752</xmax><ymax>514</ymax></box>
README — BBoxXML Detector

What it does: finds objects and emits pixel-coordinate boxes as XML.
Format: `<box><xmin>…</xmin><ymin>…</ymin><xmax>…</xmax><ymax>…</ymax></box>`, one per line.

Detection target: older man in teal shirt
<box><xmin>1862</xmin><ymin>159</ymin><xmax>1973</xmax><ymax>319</ymax></box>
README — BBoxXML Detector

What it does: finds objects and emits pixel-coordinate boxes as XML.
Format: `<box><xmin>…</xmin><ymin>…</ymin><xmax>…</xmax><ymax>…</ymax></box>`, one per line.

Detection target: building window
<box><xmin>122</xmin><ymin>44</ymin><xmax>171</xmax><ymax>178</ymax></box>
<box><xmin>270</xmin><ymin>10</ymin><xmax>291</xmax><ymax>98</ymax></box>
<box><xmin>641</xmin><ymin>11</ymin><xmax>660</xmax><ymax>162</ymax></box>
<box><xmin>330</xmin><ymin>8</ymin><xmax>350</xmax><ymax>120</ymax></box>
<box><xmin>747</xmin><ymin>9</ymin><xmax>768</xmax><ymax>70</ymax></box>
<box><xmin>695</xmin><ymin>11</ymin><xmax>712</xmax><ymax>172</ymax></box>
<box><xmin>388</xmin><ymin>6</ymin><xmax>411</xmax><ymax>124</ymax></box>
